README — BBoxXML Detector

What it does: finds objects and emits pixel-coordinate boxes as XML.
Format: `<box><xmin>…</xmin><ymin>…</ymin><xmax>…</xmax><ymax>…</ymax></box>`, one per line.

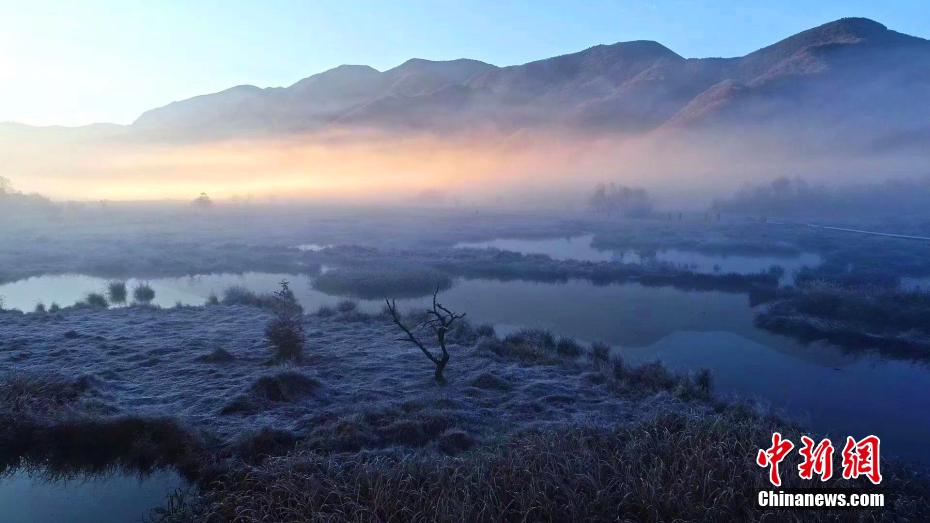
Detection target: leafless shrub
<box><xmin>386</xmin><ymin>289</ymin><xmax>465</xmax><ymax>383</ymax></box>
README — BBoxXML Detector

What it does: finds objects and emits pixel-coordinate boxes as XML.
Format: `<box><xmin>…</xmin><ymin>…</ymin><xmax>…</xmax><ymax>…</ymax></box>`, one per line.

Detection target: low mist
<box><xmin>4</xmin><ymin>123</ymin><xmax>928</xmax><ymax>215</ymax></box>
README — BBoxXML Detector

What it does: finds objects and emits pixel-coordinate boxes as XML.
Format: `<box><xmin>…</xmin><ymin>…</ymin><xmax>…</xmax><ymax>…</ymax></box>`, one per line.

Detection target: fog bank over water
<box><xmin>3</xmin><ymin>125</ymin><xmax>927</xmax><ymax>211</ymax></box>
<box><xmin>4</xmin><ymin>16</ymin><xmax>930</xmax><ymax>211</ymax></box>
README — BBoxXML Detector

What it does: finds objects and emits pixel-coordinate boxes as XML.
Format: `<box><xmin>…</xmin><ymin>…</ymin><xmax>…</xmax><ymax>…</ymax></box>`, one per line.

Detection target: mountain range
<box><xmin>8</xmin><ymin>18</ymin><xmax>930</xmax><ymax>152</ymax></box>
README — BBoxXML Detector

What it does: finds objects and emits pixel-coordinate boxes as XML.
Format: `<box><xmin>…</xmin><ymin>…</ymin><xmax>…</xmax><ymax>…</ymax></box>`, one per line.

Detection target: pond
<box><xmin>0</xmin><ymin>272</ymin><xmax>340</xmax><ymax>312</ymax></box>
<box><xmin>455</xmin><ymin>234</ymin><xmax>822</xmax><ymax>284</ymax></box>
<box><xmin>0</xmin><ymin>468</ymin><xmax>182</xmax><ymax>523</ymax></box>
<box><xmin>1</xmin><ymin>272</ymin><xmax>927</xmax><ymax>466</ymax></box>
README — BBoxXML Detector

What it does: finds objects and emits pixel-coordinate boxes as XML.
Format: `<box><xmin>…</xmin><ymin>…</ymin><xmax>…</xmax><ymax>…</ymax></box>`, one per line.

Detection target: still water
<box><xmin>456</xmin><ymin>234</ymin><xmax>822</xmax><ymax>284</ymax></box>
<box><xmin>0</xmin><ymin>469</ymin><xmax>182</xmax><ymax>523</ymax></box>
<box><xmin>0</xmin><ymin>272</ymin><xmax>335</xmax><ymax>312</ymax></box>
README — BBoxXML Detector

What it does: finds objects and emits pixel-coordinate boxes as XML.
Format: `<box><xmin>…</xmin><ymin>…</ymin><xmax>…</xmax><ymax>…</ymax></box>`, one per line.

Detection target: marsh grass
<box><xmin>221</xmin><ymin>371</ymin><xmax>320</xmax><ymax>415</ymax></box>
<box><xmin>757</xmin><ymin>281</ymin><xmax>930</xmax><ymax>359</ymax></box>
<box><xmin>0</xmin><ymin>415</ymin><xmax>202</xmax><ymax>479</ymax></box>
<box><xmin>0</xmin><ymin>372</ymin><xmax>92</xmax><ymax>417</ymax></box>
<box><xmin>0</xmin><ymin>373</ymin><xmax>203</xmax><ymax>480</ymax></box>
<box><xmin>220</xmin><ymin>286</ymin><xmax>275</xmax><ymax>308</ymax></box>
<box><xmin>154</xmin><ymin>409</ymin><xmax>930</xmax><ymax>522</ymax></box>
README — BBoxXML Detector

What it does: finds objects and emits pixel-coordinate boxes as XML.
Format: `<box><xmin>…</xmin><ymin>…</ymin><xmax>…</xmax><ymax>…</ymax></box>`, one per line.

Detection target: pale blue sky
<box><xmin>1</xmin><ymin>0</ymin><xmax>927</xmax><ymax>126</ymax></box>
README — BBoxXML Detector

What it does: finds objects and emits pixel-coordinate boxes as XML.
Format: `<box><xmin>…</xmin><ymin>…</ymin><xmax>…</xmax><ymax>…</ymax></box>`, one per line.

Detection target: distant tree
<box><xmin>588</xmin><ymin>182</ymin><xmax>653</xmax><ymax>218</ymax></box>
<box><xmin>0</xmin><ymin>176</ymin><xmax>12</xmax><ymax>195</ymax></box>
<box><xmin>192</xmin><ymin>192</ymin><xmax>213</xmax><ymax>208</ymax></box>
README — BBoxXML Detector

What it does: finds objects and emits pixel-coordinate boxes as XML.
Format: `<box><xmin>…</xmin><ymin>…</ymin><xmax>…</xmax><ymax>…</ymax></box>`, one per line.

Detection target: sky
<box><xmin>1</xmin><ymin>0</ymin><xmax>928</xmax><ymax>126</ymax></box>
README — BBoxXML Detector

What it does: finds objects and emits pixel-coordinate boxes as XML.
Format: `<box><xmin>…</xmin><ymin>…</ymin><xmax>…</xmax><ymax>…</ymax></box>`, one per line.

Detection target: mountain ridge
<box><xmin>10</xmin><ymin>17</ymin><xmax>930</xmax><ymax>152</ymax></box>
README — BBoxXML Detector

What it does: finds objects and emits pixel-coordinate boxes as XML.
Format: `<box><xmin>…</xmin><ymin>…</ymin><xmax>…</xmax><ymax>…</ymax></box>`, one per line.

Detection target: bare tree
<box><xmin>385</xmin><ymin>289</ymin><xmax>465</xmax><ymax>384</ymax></box>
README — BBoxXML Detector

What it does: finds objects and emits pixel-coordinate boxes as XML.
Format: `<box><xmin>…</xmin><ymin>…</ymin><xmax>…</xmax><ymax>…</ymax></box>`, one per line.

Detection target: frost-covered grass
<box><xmin>0</xmin><ymin>305</ymin><xmax>688</xmax><ymax>449</ymax></box>
<box><xmin>757</xmin><ymin>281</ymin><xmax>930</xmax><ymax>360</ymax></box>
<box><xmin>1</xmin><ymin>297</ymin><xmax>927</xmax><ymax>521</ymax></box>
<box><xmin>157</xmin><ymin>409</ymin><xmax>930</xmax><ymax>522</ymax></box>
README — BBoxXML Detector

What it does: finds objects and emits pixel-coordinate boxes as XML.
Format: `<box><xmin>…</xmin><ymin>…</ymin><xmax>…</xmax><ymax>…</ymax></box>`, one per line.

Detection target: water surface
<box><xmin>456</xmin><ymin>234</ymin><xmax>822</xmax><ymax>284</ymax></box>
<box><xmin>0</xmin><ymin>468</ymin><xmax>181</xmax><ymax>523</ymax></box>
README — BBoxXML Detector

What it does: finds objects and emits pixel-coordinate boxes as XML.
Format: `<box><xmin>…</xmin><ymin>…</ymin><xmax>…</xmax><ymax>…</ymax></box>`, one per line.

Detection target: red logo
<box><xmin>841</xmin><ymin>435</ymin><xmax>882</xmax><ymax>485</ymax></box>
<box><xmin>756</xmin><ymin>432</ymin><xmax>794</xmax><ymax>487</ymax></box>
<box><xmin>757</xmin><ymin>433</ymin><xmax>881</xmax><ymax>486</ymax></box>
<box><xmin>798</xmin><ymin>436</ymin><xmax>834</xmax><ymax>481</ymax></box>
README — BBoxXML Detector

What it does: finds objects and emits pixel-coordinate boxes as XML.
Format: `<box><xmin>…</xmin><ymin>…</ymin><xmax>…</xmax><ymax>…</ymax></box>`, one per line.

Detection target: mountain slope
<box><xmin>59</xmin><ymin>18</ymin><xmax>930</xmax><ymax>149</ymax></box>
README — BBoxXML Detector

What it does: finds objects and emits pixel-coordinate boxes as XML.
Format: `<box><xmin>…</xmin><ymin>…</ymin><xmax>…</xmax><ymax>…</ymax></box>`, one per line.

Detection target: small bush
<box><xmin>107</xmin><ymin>281</ymin><xmax>128</xmax><ymax>304</ymax></box>
<box><xmin>469</xmin><ymin>372</ymin><xmax>512</xmax><ymax>391</ymax></box>
<box><xmin>591</xmin><ymin>341</ymin><xmax>611</xmax><ymax>362</ymax></box>
<box><xmin>194</xmin><ymin>348</ymin><xmax>235</xmax><ymax>364</ymax></box>
<box><xmin>694</xmin><ymin>368</ymin><xmax>713</xmax><ymax>396</ymax></box>
<box><xmin>221</xmin><ymin>286</ymin><xmax>274</xmax><ymax>308</ymax></box>
<box><xmin>221</xmin><ymin>371</ymin><xmax>320</xmax><ymax>415</ymax></box>
<box><xmin>316</xmin><ymin>305</ymin><xmax>335</xmax><ymax>317</ymax></box>
<box><xmin>48</xmin><ymin>303</ymin><xmax>60</xmax><ymax>313</ymax></box>
<box><xmin>447</xmin><ymin>321</ymin><xmax>480</xmax><ymax>346</ymax></box>
<box><xmin>503</xmin><ymin>329</ymin><xmax>556</xmax><ymax>351</ymax></box>
<box><xmin>84</xmin><ymin>293</ymin><xmax>109</xmax><ymax>308</ymax></box>
<box><xmin>250</xmin><ymin>372</ymin><xmax>319</xmax><ymax>402</ymax></box>
<box><xmin>481</xmin><ymin>329</ymin><xmax>563</xmax><ymax>363</ymax></box>
<box><xmin>478</xmin><ymin>336</ymin><xmax>549</xmax><ymax>364</ymax></box>
<box><xmin>133</xmin><ymin>283</ymin><xmax>155</xmax><ymax>304</ymax></box>
<box><xmin>0</xmin><ymin>372</ymin><xmax>93</xmax><ymax>416</ymax></box>
<box><xmin>335</xmin><ymin>300</ymin><xmax>357</xmax><ymax>313</ymax></box>
<box><xmin>475</xmin><ymin>324</ymin><xmax>496</xmax><ymax>338</ymax></box>
<box><xmin>556</xmin><ymin>337</ymin><xmax>584</xmax><ymax>357</ymax></box>
<box><xmin>33</xmin><ymin>303</ymin><xmax>46</xmax><ymax>314</ymax></box>
<box><xmin>264</xmin><ymin>281</ymin><xmax>305</xmax><ymax>362</ymax></box>
<box><xmin>229</xmin><ymin>428</ymin><xmax>298</xmax><ymax>464</ymax></box>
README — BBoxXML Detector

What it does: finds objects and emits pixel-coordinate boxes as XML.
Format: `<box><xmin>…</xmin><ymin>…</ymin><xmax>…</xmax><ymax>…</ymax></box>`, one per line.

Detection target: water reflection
<box><xmin>0</xmin><ymin>468</ymin><xmax>181</xmax><ymax>523</ymax></box>
<box><xmin>456</xmin><ymin>234</ymin><xmax>822</xmax><ymax>284</ymax></box>
<box><xmin>0</xmin><ymin>273</ymin><xmax>333</xmax><ymax>312</ymax></box>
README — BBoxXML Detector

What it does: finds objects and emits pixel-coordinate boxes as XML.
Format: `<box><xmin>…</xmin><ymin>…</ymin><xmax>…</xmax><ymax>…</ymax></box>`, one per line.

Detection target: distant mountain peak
<box><xmin>817</xmin><ymin>17</ymin><xmax>887</xmax><ymax>35</ymax></box>
<box><xmin>597</xmin><ymin>40</ymin><xmax>682</xmax><ymax>59</ymax></box>
<box><xmin>118</xmin><ymin>17</ymin><xmax>930</xmax><ymax>148</ymax></box>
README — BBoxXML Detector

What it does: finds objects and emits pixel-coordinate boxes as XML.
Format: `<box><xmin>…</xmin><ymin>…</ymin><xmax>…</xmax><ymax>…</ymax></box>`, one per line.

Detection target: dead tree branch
<box><xmin>385</xmin><ymin>288</ymin><xmax>465</xmax><ymax>383</ymax></box>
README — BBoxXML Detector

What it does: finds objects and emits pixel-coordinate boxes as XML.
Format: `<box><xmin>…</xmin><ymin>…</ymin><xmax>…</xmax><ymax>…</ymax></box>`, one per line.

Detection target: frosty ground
<box><xmin>0</xmin><ymin>303</ymin><xmax>687</xmax><ymax>448</ymax></box>
<box><xmin>2</xmin><ymin>302</ymin><xmax>929</xmax><ymax>521</ymax></box>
